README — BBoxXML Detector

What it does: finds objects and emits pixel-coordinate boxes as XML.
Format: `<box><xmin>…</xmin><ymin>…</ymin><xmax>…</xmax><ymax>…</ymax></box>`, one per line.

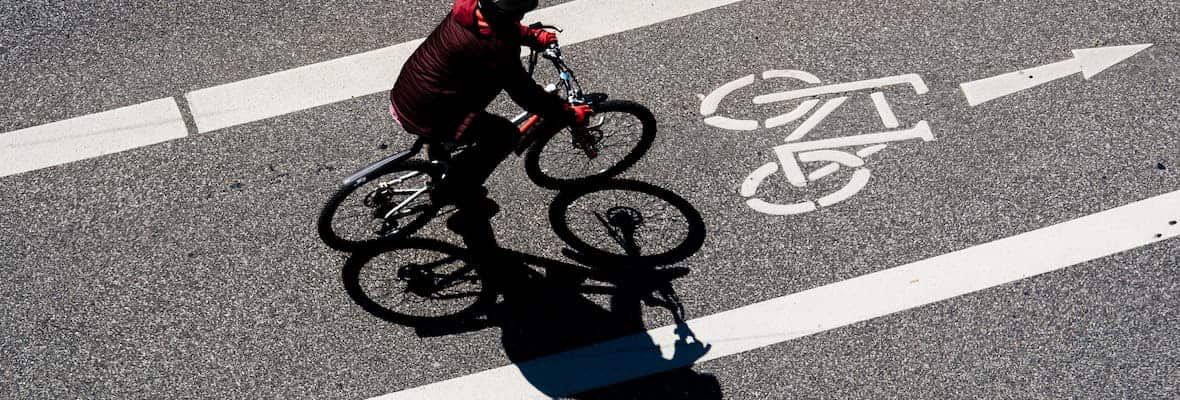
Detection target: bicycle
<box><xmin>317</xmin><ymin>35</ymin><xmax>657</xmax><ymax>251</ymax></box>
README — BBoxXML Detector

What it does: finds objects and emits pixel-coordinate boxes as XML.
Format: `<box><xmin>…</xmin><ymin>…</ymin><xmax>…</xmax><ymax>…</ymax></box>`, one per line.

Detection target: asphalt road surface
<box><xmin>3</xmin><ymin>0</ymin><xmax>1179</xmax><ymax>398</ymax></box>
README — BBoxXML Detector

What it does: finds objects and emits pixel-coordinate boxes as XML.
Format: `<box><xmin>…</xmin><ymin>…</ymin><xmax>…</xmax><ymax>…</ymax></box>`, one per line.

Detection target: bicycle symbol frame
<box><xmin>700</xmin><ymin>70</ymin><xmax>935</xmax><ymax>215</ymax></box>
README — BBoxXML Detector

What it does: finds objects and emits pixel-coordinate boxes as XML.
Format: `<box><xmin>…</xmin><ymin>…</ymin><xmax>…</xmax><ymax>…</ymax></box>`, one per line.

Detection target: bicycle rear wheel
<box><xmin>524</xmin><ymin>100</ymin><xmax>656</xmax><ymax>189</ymax></box>
<box><xmin>317</xmin><ymin>160</ymin><xmax>440</xmax><ymax>251</ymax></box>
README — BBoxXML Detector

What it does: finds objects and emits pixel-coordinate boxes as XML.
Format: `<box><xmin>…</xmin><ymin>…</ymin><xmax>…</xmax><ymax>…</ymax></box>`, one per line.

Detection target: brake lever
<box><xmin>528</xmin><ymin>22</ymin><xmax>563</xmax><ymax>32</ymax></box>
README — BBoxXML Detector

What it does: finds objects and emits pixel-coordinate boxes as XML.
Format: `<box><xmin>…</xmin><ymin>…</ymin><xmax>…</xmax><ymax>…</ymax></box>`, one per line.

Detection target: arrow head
<box><xmin>1072</xmin><ymin>44</ymin><xmax>1153</xmax><ymax>80</ymax></box>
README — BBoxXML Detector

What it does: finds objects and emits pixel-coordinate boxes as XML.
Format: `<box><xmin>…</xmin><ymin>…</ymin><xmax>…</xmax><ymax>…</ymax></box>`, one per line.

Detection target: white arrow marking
<box><xmin>960</xmin><ymin>44</ymin><xmax>1152</xmax><ymax>107</ymax></box>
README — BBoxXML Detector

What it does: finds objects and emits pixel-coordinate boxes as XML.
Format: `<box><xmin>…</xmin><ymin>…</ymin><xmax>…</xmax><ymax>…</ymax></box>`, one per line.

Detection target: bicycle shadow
<box><xmin>340</xmin><ymin>179</ymin><xmax>720</xmax><ymax>399</ymax></box>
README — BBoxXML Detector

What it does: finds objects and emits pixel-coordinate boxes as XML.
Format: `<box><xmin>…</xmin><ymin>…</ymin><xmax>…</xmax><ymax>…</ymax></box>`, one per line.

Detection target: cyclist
<box><xmin>388</xmin><ymin>0</ymin><xmax>593</xmax><ymax>205</ymax></box>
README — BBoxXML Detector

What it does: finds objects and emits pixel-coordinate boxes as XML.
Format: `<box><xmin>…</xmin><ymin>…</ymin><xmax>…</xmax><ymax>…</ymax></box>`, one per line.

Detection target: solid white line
<box><xmin>0</xmin><ymin>99</ymin><xmax>187</xmax><ymax>178</ymax></box>
<box><xmin>374</xmin><ymin>190</ymin><xmax>1180</xmax><ymax>399</ymax></box>
<box><xmin>188</xmin><ymin>0</ymin><xmax>746</xmax><ymax>133</ymax></box>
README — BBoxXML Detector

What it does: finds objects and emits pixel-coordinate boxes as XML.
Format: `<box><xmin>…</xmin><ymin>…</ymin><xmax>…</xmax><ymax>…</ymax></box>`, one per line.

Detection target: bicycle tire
<box><xmin>549</xmin><ymin>179</ymin><xmax>705</xmax><ymax>266</ymax></box>
<box><xmin>317</xmin><ymin>159</ymin><xmax>440</xmax><ymax>251</ymax></box>
<box><xmin>524</xmin><ymin>100</ymin><xmax>656</xmax><ymax>189</ymax></box>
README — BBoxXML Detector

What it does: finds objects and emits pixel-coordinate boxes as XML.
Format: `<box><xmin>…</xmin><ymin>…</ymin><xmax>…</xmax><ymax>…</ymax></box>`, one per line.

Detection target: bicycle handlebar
<box><xmin>524</xmin><ymin>24</ymin><xmax>590</xmax><ymax>103</ymax></box>
<box><xmin>527</xmin><ymin>22</ymin><xmax>562</xmax><ymax>32</ymax></box>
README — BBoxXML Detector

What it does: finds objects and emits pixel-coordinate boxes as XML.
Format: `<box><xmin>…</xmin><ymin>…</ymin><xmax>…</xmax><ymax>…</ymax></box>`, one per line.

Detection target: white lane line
<box><xmin>0</xmin><ymin>99</ymin><xmax>187</xmax><ymax>178</ymax></box>
<box><xmin>187</xmin><ymin>0</ymin><xmax>745</xmax><ymax>133</ymax></box>
<box><xmin>185</xmin><ymin>38</ymin><xmax>421</xmax><ymax>134</ymax></box>
<box><xmin>374</xmin><ymin>190</ymin><xmax>1180</xmax><ymax>399</ymax></box>
<box><xmin>2</xmin><ymin>0</ymin><xmax>746</xmax><ymax>177</ymax></box>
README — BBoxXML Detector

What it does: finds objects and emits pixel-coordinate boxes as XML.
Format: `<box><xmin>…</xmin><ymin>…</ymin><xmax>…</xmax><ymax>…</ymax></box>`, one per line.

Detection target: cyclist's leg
<box><xmin>441</xmin><ymin>111</ymin><xmax>518</xmax><ymax>198</ymax></box>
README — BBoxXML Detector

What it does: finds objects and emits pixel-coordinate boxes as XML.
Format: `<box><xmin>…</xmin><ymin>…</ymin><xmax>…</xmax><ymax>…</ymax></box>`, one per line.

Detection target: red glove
<box><xmin>524</xmin><ymin>26</ymin><xmax>558</xmax><ymax>50</ymax></box>
<box><xmin>568</xmin><ymin>104</ymin><xmax>593</xmax><ymax>125</ymax></box>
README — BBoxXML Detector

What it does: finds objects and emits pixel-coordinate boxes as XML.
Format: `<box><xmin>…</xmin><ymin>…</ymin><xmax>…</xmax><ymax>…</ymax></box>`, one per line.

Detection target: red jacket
<box><xmin>389</xmin><ymin>0</ymin><xmax>567</xmax><ymax>139</ymax></box>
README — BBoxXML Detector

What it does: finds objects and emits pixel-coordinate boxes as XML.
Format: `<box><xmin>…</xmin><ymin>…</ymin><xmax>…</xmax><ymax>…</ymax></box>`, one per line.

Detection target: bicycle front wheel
<box><xmin>524</xmin><ymin>100</ymin><xmax>656</xmax><ymax>189</ymax></box>
<box><xmin>317</xmin><ymin>160</ymin><xmax>440</xmax><ymax>251</ymax></box>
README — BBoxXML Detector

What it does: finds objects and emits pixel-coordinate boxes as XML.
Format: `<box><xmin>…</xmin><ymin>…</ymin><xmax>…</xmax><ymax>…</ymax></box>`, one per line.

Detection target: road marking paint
<box><xmin>774</xmin><ymin>121</ymin><xmax>933</xmax><ymax>155</ymax></box>
<box><xmin>704</xmin><ymin>116</ymin><xmax>759</xmax><ymax>131</ymax></box>
<box><xmin>764</xmin><ymin>99</ymin><xmax>819</xmax><ymax>129</ymax></box>
<box><xmin>375</xmin><ymin>190</ymin><xmax>1180</xmax><ymax>399</ymax></box>
<box><xmin>816</xmin><ymin>168</ymin><xmax>871</xmax><ymax>207</ymax></box>
<box><xmin>189</xmin><ymin>0</ymin><xmax>746</xmax><ymax>133</ymax></box>
<box><xmin>800</xmin><ymin>143</ymin><xmax>889</xmax><ymax>181</ymax></box>
<box><xmin>0</xmin><ymin>99</ymin><xmax>187</xmax><ymax>178</ymax></box>
<box><xmin>870</xmin><ymin>91</ymin><xmax>900</xmax><ymax>128</ymax></box>
<box><xmin>706</xmin><ymin>70</ymin><xmax>934</xmax><ymax>215</ymax></box>
<box><xmin>857</xmin><ymin>143</ymin><xmax>889</xmax><ymax>158</ymax></box>
<box><xmin>786</xmin><ymin>96</ymin><xmax>846</xmax><ymax>142</ymax></box>
<box><xmin>960</xmin><ymin>44</ymin><xmax>1152</xmax><ymax>107</ymax></box>
<box><xmin>700</xmin><ymin>74</ymin><xmax>754</xmax><ymax>116</ymax></box>
<box><xmin>753</xmin><ymin>73</ymin><xmax>929</xmax><ymax>104</ymax></box>
<box><xmin>2</xmin><ymin>0</ymin><xmax>747</xmax><ymax>177</ymax></box>
<box><xmin>185</xmin><ymin>39</ymin><xmax>424</xmax><ymax>133</ymax></box>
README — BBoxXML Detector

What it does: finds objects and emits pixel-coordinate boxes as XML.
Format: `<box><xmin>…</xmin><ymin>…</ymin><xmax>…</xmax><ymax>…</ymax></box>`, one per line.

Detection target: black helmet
<box><xmin>479</xmin><ymin>0</ymin><xmax>538</xmax><ymax>21</ymax></box>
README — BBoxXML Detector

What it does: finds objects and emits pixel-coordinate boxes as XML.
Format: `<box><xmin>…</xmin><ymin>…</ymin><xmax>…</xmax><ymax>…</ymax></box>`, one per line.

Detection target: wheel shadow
<box><xmin>340</xmin><ymin>179</ymin><xmax>720</xmax><ymax>399</ymax></box>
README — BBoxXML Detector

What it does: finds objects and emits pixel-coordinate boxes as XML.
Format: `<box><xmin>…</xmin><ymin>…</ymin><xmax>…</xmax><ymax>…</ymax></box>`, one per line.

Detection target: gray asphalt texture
<box><xmin>3</xmin><ymin>0</ymin><xmax>1179</xmax><ymax>398</ymax></box>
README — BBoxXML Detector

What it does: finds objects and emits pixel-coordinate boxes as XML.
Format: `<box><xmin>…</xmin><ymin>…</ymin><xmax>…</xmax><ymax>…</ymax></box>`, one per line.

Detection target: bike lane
<box><xmin>538</xmin><ymin>0</ymin><xmax>1180</xmax><ymax>397</ymax></box>
<box><xmin>1</xmin><ymin>0</ymin><xmax>1178</xmax><ymax>398</ymax></box>
<box><xmin>386</xmin><ymin>0</ymin><xmax>1180</xmax><ymax>397</ymax></box>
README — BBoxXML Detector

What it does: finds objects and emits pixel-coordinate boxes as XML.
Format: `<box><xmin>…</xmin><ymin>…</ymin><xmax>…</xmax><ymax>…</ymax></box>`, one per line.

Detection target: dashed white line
<box><xmin>374</xmin><ymin>189</ymin><xmax>1180</xmax><ymax>399</ymax></box>
<box><xmin>184</xmin><ymin>39</ymin><xmax>423</xmax><ymax>134</ymax></box>
<box><xmin>0</xmin><ymin>98</ymin><xmax>187</xmax><ymax>178</ymax></box>
<box><xmin>2</xmin><ymin>0</ymin><xmax>748</xmax><ymax>176</ymax></box>
<box><xmin>188</xmin><ymin>0</ymin><xmax>746</xmax><ymax>133</ymax></box>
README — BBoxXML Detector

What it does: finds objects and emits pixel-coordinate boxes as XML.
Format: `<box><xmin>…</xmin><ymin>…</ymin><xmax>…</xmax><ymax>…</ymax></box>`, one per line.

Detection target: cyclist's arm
<box><xmin>502</xmin><ymin>59</ymin><xmax>572</xmax><ymax>122</ymax></box>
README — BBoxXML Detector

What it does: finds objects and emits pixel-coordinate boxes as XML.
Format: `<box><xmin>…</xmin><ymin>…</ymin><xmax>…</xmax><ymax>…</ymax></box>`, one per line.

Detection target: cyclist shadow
<box><xmin>341</xmin><ymin>179</ymin><xmax>720</xmax><ymax>399</ymax></box>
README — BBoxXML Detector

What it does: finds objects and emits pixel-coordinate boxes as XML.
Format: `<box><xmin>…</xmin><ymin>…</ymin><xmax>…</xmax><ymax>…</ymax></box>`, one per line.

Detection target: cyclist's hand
<box><xmin>524</xmin><ymin>26</ymin><xmax>558</xmax><ymax>50</ymax></box>
<box><xmin>569</xmin><ymin>104</ymin><xmax>594</xmax><ymax>125</ymax></box>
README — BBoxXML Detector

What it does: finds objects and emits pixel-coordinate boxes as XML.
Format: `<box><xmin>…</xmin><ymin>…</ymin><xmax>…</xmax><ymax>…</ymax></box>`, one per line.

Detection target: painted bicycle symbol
<box><xmin>700</xmin><ymin>70</ymin><xmax>934</xmax><ymax>215</ymax></box>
